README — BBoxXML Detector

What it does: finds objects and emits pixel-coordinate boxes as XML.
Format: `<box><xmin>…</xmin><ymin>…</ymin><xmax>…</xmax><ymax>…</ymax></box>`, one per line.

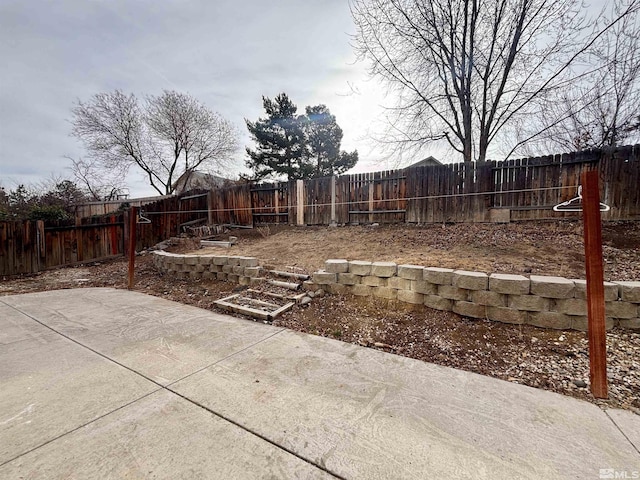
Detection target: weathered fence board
<box><xmin>251</xmin><ymin>182</ymin><xmax>289</xmax><ymax>224</ymax></box>
<box><xmin>1</xmin><ymin>216</ymin><xmax>124</xmax><ymax>276</ymax></box>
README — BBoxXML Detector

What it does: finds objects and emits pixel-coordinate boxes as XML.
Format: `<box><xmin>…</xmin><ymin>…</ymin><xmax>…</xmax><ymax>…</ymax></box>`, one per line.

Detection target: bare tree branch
<box><xmin>70</xmin><ymin>90</ymin><xmax>239</xmax><ymax>195</ymax></box>
<box><xmin>351</xmin><ymin>0</ymin><xmax>640</xmax><ymax>161</ymax></box>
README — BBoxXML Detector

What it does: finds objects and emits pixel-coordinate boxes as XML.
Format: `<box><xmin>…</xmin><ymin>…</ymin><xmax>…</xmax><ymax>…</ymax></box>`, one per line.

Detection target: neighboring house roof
<box><xmin>172</xmin><ymin>171</ymin><xmax>229</xmax><ymax>194</ymax></box>
<box><xmin>405</xmin><ymin>156</ymin><xmax>442</xmax><ymax>168</ymax></box>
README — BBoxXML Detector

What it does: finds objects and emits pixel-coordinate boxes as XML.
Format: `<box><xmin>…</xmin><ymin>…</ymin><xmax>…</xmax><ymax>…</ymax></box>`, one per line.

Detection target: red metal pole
<box><xmin>128</xmin><ymin>206</ymin><xmax>137</xmax><ymax>290</ymax></box>
<box><xmin>581</xmin><ymin>170</ymin><xmax>608</xmax><ymax>399</ymax></box>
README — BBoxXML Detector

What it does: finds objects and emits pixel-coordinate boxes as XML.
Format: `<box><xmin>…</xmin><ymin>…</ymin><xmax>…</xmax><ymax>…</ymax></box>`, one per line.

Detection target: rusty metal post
<box><xmin>581</xmin><ymin>170</ymin><xmax>608</xmax><ymax>399</ymax></box>
<box><xmin>128</xmin><ymin>206</ymin><xmax>137</xmax><ymax>290</ymax></box>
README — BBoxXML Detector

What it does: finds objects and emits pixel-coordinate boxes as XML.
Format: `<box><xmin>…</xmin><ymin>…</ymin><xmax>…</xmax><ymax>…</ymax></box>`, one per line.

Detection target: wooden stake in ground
<box><xmin>581</xmin><ymin>170</ymin><xmax>608</xmax><ymax>399</ymax></box>
<box><xmin>128</xmin><ymin>206</ymin><xmax>138</xmax><ymax>290</ymax></box>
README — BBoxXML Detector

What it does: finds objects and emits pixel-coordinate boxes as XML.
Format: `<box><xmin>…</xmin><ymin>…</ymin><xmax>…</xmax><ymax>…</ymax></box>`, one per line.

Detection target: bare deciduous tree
<box><xmin>68</xmin><ymin>156</ymin><xmax>128</xmax><ymax>201</ymax></box>
<box><xmin>71</xmin><ymin>90</ymin><xmax>238</xmax><ymax>195</ymax></box>
<box><xmin>351</xmin><ymin>0</ymin><xmax>639</xmax><ymax>162</ymax></box>
<box><xmin>511</xmin><ymin>0</ymin><xmax>640</xmax><ymax>153</ymax></box>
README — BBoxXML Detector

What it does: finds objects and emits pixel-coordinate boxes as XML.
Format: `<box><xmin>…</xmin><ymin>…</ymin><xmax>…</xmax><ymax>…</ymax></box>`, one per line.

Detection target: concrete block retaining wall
<box><xmin>312</xmin><ymin>260</ymin><xmax>640</xmax><ymax>331</ymax></box>
<box><xmin>152</xmin><ymin>251</ymin><xmax>264</xmax><ymax>286</ymax></box>
<box><xmin>152</xmin><ymin>251</ymin><xmax>640</xmax><ymax>331</ymax></box>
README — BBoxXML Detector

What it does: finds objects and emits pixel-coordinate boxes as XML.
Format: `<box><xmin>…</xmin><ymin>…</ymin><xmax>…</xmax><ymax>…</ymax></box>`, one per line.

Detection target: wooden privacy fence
<box><xmin>0</xmin><ymin>215</ymin><xmax>124</xmax><ymax>276</ymax></box>
<box><xmin>128</xmin><ymin>146</ymin><xmax>639</xmax><ymax>246</ymax></box>
<box><xmin>247</xmin><ymin>145</ymin><xmax>638</xmax><ymax>225</ymax></box>
<box><xmin>2</xmin><ymin>145</ymin><xmax>639</xmax><ymax>276</ymax></box>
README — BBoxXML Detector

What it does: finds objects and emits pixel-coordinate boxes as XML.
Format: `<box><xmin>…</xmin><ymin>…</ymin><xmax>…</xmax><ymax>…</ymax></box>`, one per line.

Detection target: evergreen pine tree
<box><xmin>245</xmin><ymin>94</ymin><xmax>312</xmax><ymax>181</ymax></box>
<box><xmin>245</xmin><ymin>94</ymin><xmax>358</xmax><ymax>180</ymax></box>
<box><xmin>304</xmin><ymin>105</ymin><xmax>358</xmax><ymax>178</ymax></box>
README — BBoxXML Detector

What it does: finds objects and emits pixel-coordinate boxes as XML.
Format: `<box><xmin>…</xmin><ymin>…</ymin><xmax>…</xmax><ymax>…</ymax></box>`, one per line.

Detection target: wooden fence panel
<box><xmin>599</xmin><ymin>145</ymin><xmax>640</xmax><ymax>220</ymax></box>
<box><xmin>251</xmin><ymin>182</ymin><xmax>289</xmax><ymax>224</ymax></box>
<box><xmin>208</xmin><ymin>185</ymin><xmax>251</xmax><ymax>226</ymax></box>
<box><xmin>0</xmin><ymin>221</ymin><xmax>38</xmax><ymax>275</ymax></box>
<box><xmin>304</xmin><ymin>177</ymin><xmax>333</xmax><ymax>225</ymax></box>
<box><xmin>335</xmin><ymin>175</ymin><xmax>350</xmax><ymax>224</ymax></box>
<box><xmin>0</xmin><ymin>216</ymin><xmax>124</xmax><ymax>275</ymax></box>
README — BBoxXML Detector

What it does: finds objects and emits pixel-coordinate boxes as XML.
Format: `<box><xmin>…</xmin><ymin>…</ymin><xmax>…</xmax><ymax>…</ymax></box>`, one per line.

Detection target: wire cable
<box><xmin>142</xmin><ymin>185</ymin><xmax>571</xmax><ymax>215</ymax></box>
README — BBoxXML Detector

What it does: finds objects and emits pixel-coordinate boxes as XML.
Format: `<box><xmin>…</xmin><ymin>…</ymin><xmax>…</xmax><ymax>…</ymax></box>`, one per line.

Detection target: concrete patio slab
<box><xmin>0</xmin><ymin>305</ymin><xmax>156</xmax><ymax>464</ymax></box>
<box><xmin>1</xmin><ymin>288</ymin><xmax>638</xmax><ymax>479</ymax></box>
<box><xmin>0</xmin><ymin>390</ymin><xmax>332</xmax><ymax>480</ymax></box>
<box><xmin>2</xmin><ymin>288</ymin><xmax>284</xmax><ymax>385</ymax></box>
<box><xmin>173</xmin><ymin>329</ymin><xmax>640</xmax><ymax>479</ymax></box>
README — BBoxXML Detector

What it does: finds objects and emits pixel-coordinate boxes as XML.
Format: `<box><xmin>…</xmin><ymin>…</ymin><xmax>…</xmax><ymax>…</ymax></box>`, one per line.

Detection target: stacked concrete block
<box><xmin>373</xmin><ymin>287</ymin><xmax>397</xmax><ymax>300</ymax></box>
<box><xmin>553</xmin><ymin>299</ymin><xmax>587</xmax><ymax>316</ymax></box>
<box><xmin>470</xmin><ymin>290</ymin><xmax>507</xmax><ymax>307</ymax></box>
<box><xmin>226</xmin><ymin>256</ymin><xmax>241</xmax><ymax>266</ymax></box>
<box><xmin>312</xmin><ymin>271</ymin><xmax>337</xmax><ymax>285</ymax></box>
<box><xmin>155</xmin><ymin>251</ymin><xmax>640</xmax><ymax>331</ymax></box>
<box><xmin>613</xmin><ymin>281</ymin><xmax>640</xmax><ymax>329</ymax></box>
<box><xmin>349</xmin><ymin>260</ymin><xmax>372</xmax><ymax>276</ymax></box>
<box><xmin>453</xmin><ymin>301</ymin><xmax>486</xmax><ymax>319</ymax></box>
<box><xmin>151</xmin><ymin>252</ymin><xmax>262</xmax><ymax>286</ymax></box>
<box><xmin>616</xmin><ymin>281</ymin><xmax>640</xmax><ymax>302</ymax></box>
<box><xmin>424</xmin><ymin>295</ymin><xmax>452</xmax><ymax>311</ymax></box>
<box><xmin>371</xmin><ymin>262</ymin><xmax>397</xmax><ymax>278</ymax></box>
<box><xmin>362</xmin><ymin>276</ymin><xmax>387</xmax><ymax>287</ymax></box>
<box><xmin>573</xmin><ymin>280</ymin><xmax>619</xmax><ymax>301</ymax></box>
<box><xmin>351</xmin><ymin>284</ymin><xmax>372</xmax><ymax>297</ymax></box>
<box><xmin>411</xmin><ymin>280</ymin><xmax>437</xmax><ymax>295</ymax></box>
<box><xmin>327</xmin><ymin>283</ymin><xmax>349</xmax><ymax>295</ymax></box>
<box><xmin>388</xmin><ymin>277</ymin><xmax>411</xmax><ymax>290</ymax></box>
<box><xmin>325</xmin><ymin>259</ymin><xmax>349</xmax><ymax>273</ymax></box>
<box><xmin>244</xmin><ymin>266</ymin><xmax>262</xmax><ymax>278</ymax></box>
<box><xmin>437</xmin><ymin>285</ymin><xmax>469</xmax><ymax>301</ymax></box>
<box><xmin>453</xmin><ymin>270</ymin><xmax>488</xmax><ymax>290</ymax></box>
<box><xmin>485</xmin><ymin>306</ymin><xmax>527</xmax><ymax>325</ymax></box>
<box><xmin>337</xmin><ymin>273</ymin><xmax>360</xmax><ymax>285</ymax></box>
<box><xmin>397</xmin><ymin>265</ymin><xmax>424</xmax><ymax>281</ymax></box>
<box><xmin>530</xmin><ymin>275</ymin><xmax>575</xmax><ymax>298</ymax></box>
<box><xmin>570</xmin><ymin>316</ymin><xmax>616</xmax><ymax>332</ymax></box>
<box><xmin>183</xmin><ymin>255</ymin><xmax>199</xmax><ymax>266</ymax></box>
<box><xmin>508</xmin><ymin>295</ymin><xmax>550</xmax><ymax>312</ymax></box>
<box><xmin>238</xmin><ymin>256</ymin><xmax>259</xmax><ymax>267</ymax></box>
<box><xmin>489</xmin><ymin>274</ymin><xmax>529</xmax><ymax>295</ymax></box>
<box><xmin>423</xmin><ymin>267</ymin><xmax>454</xmax><ymax>285</ymax></box>
<box><xmin>397</xmin><ymin>289</ymin><xmax>424</xmax><ymax>304</ymax></box>
<box><xmin>232</xmin><ymin>265</ymin><xmax>245</xmax><ymax>275</ymax></box>
<box><xmin>528</xmin><ymin>311</ymin><xmax>572</xmax><ymax>330</ymax></box>
<box><xmin>212</xmin><ymin>256</ymin><xmax>228</xmax><ymax>266</ymax></box>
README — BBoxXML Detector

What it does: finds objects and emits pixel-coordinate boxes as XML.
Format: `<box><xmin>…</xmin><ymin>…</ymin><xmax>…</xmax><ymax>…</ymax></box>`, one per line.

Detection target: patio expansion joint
<box><xmin>603</xmin><ymin>408</ymin><xmax>640</xmax><ymax>457</ymax></box>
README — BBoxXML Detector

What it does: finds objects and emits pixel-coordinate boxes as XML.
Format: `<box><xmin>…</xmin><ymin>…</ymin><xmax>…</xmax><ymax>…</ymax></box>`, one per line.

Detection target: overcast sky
<box><xmin>0</xmin><ymin>0</ymin><xmax>400</xmax><ymax>197</ymax></box>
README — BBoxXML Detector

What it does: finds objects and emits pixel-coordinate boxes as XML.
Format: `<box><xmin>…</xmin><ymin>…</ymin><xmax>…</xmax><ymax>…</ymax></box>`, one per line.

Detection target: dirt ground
<box><xmin>1</xmin><ymin>221</ymin><xmax>639</xmax><ymax>412</ymax></box>
<box><xmin>199</xmin><ymin>220</ymin><xmax>640</xmax><ymax>281</ymax></box>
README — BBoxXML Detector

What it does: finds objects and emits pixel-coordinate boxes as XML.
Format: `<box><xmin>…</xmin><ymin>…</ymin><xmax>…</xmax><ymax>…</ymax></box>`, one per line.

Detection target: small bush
<box><xmin>28</xmin><ymin>206</ymin><xmax>71</xmax><ymax>222</ymax></box>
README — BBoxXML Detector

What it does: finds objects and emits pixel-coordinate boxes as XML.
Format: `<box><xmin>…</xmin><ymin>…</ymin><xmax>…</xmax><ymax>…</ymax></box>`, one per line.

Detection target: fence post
<box><xmin>207</xmin><ymin>190</ymin><xmax>214</xmax><ymax>226</ymax></box>
<box><xmin>128</xmin><ymin>206</ymin><xmax>137</xmax><ymax>290</ymax></box>
<box><xmin>582</xmin><ymin>170</ymin><xmax>607</xmax><ymax>399</ymax></box>
<box><xmin>368</xmin><ymin>182</ymin><xmax>374</xmax><ymax>223</ymax></box>
<box><xmin>296</xmin><ymin>179</ymin><xmax>304</xmax><ymax>226</ymax></box>
<box><xmin>331</xmin><ymin>176</ymin><xmax>337</xmax><ymax>225</ymax></box>
<box><xmin>275</xmin><ymin>186</ymin><xmax>280</xmax><ymax>224</ymax></box>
